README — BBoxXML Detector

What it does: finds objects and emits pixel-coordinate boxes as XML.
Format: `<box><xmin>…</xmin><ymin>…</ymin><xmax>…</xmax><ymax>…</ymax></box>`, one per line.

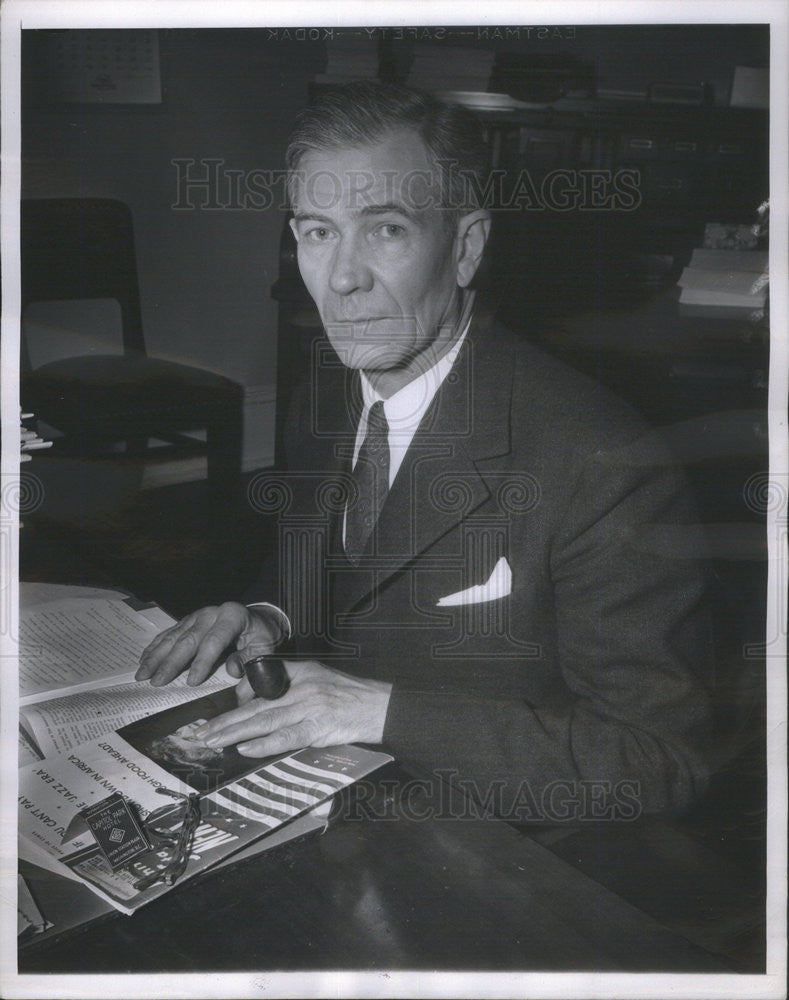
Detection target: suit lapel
<box><xmin>330</xmin><ymin>314</ymin><xmax>515</xmax><ymax>615</ymax></box>
<box><xmin>301</xmin><ymin>352</ymin><xmax>360</xmax><ymax>474</ymax></box>
<box><xmin>285</xmin><ymin>357</ymin><xmax>358</xmax><ymax>571</ymax></box>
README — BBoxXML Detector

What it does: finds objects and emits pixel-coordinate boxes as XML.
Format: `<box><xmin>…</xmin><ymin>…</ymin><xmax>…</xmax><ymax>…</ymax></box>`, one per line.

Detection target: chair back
<box><xmin>21</xmin><ymin>198</ymin><xmax>146</xmax><ymax>366</ymax></box>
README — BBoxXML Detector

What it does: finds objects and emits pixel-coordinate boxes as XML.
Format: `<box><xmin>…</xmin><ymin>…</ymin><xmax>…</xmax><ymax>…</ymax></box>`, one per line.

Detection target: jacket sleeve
<box><xmin>382</xmin><ymin>429</ymin><xmax>714</xmax><ymax>823</ymax></box>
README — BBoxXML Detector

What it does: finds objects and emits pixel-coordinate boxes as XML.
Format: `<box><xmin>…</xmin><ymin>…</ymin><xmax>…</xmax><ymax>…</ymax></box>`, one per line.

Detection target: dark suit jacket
<box><xmin>249</xmin><ymin>314</ymin><xmax>713</xmax><ymax>821</ymax></box>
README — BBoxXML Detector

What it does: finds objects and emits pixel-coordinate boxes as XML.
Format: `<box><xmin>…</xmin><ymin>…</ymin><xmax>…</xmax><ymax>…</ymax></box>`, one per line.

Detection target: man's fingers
<box><xmin>225</xmin><ymin>652</ymin><xmax>246</xmax><ymax>679</ymax></box>
<box><xmin>194</xmin><ymin>697</ymin><xmax>277</xmax><ymax>737</ymax></box>
<box><xmin>183</xmin><ymin>626</ymin><xmax>239</xmax><ymax>686</ymax></box>
<box><xmin>233</xmin><ymin>674</ymin><xmax>256</xmax><ymax>704</ymax></box>
<box><xmin>197</xmin><ymin>703</ymin><xmax>298</xmax><ymax>748</ymax></box>
<box><xmin>135</xmin><ymin>621</ymin><xmax>194</xmax><ymax>680</ymax></box>
<box><xmin>145</xmin><ymin>629</ymin><xmax>210</xmax><ymax>686</ymax></box>
<box><xmin>137</xmin><ymin>603</ymin><xmax>288</xmax><ymax>688</ymax></box>
<box><xmin>236</xmin><ymin>724</ymin><xmax>314</xmax><ymax>758</ymax></box>
<box><xmin>225</xmin><ymin>643</ymin><xmax>277</xmax><ymax>681</ymax></box>
<box><xmin>139</xmin><ymin>627</ymin><xmax>176</xmax><ymax>663</ymax></box>
<box><xmin>136</xmin><ymin>604</ymin><xmax>250</xmax><ymax>686</ymax></box>
<box><xmin>140</xmin><ymin>628</ymin><xmax>215</xmax><ymax>687</ymax></box>
<box><xmin>170</xmin><ymin>656</ymin><xmax>381</xmax><ymax>758</ymax></box>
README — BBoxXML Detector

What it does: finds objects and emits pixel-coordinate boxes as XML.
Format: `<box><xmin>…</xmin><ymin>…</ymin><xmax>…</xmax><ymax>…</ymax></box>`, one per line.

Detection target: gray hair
<box><xmin>285</xmin><ymin>80</ymin><xmax>489</xmax><ymax>226</ymax></box>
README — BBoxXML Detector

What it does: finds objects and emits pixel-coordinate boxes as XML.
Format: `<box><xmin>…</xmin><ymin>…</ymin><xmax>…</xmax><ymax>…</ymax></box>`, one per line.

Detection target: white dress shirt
<box><xmin>352</xmin><ymin>304</ymin><xmax>474</xmax><ymax>487</ymax></box>
<box><xmin>342</xmin><ymin>296</ymin><xmax>474</xmax><ymax>548</ymax></box>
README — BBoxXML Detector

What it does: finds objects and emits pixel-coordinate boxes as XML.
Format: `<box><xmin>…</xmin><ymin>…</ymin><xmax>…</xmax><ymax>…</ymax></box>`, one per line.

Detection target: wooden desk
<box><xmin>20</xmin><ymin>763</ymin><xmax>729</xmax><ymax>974</ymax></box>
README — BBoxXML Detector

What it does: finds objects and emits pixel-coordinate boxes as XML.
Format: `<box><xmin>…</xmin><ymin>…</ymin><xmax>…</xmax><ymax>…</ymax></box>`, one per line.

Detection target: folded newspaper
<box><xmin>19</xmin><ymin>687</ymin><xmax>392</xmax><ymax>914</ymax></box>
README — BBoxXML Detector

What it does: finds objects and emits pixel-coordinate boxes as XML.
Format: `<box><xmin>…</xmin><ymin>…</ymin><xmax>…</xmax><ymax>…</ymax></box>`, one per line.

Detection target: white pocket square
<box><xmin>436</xmin><ymin>556</ymin><xmax>512</xmax><ymax>607</ymax></box>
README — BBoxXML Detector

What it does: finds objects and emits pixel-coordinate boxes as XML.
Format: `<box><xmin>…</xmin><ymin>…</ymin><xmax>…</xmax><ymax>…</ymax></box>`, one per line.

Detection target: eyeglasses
<box><xmin>134</xmin><ymin>787</ymin><xmax>202</xmax><ymax>891</ymax></box>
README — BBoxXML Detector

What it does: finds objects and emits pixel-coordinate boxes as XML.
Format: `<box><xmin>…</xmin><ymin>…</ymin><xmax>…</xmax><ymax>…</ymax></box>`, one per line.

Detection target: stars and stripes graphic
<box><xmin>203</xmin><ymin>749</ymin><xmax>357</xmax><ymax>828</ymax></box>
<box><xmin>190</xmin><ymin>822</ymin><xmax>238</xmax><ymax>856</ymax></box>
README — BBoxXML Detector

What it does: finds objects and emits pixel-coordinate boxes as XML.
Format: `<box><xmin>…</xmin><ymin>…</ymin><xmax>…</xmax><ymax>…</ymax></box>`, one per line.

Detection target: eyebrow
<box><xmin>292</xmin><ymin>211</ymin><xmax>334</xmax><ymax>224</ymax></box>
<box><xmin>359</xmin><ymin>202</ymin><xmax>419</xmax><ymax>221</ymax></box>
<box><xmin>293</xmin><ymin>202</ymin><xmax>421</xmax><ymax>224</ymax></box>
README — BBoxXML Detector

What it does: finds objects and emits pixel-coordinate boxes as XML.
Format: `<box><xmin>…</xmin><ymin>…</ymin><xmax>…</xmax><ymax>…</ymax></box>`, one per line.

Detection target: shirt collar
<box><xmin>359</xmin><ymin>291</ymin><xmax>475</xmax><ymax>434</ymax></box>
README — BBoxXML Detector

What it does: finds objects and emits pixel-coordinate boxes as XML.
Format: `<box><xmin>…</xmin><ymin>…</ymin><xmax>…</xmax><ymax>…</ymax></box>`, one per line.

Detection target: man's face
<box><xmin>289</xmin><ymin>128</ymin><xmax>463</xmax><ymax>383</ymax></box>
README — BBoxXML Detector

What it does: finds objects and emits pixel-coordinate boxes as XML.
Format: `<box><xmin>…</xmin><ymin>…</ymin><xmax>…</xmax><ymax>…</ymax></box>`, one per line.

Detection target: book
<box><xmin>19</xmin><ymin>409</ymin><xmax>52</xmax><ymax>463</ymax></box>
<box><xmin>676</xmin><ymin>302</ymin><xmax>761</xmax><ymax>321</ymax></box>
<box><xmin>19</xmin><ymin>594</ymin><xmax>235</xmax><ymax>758</ymax></box>
<box><xmin>19</xmin><ymin>688</ymin><xmax>392</xmax><ymax>914</ymax></box>
<box><xmin>688</xmin><ymin>248</ymin><xmax>767</xmax><ymax>272</ymax></box>
<box><xmin>678</xmin><ymin>267</ymin><xmax>766</xmax><ymax>297</ymax></box>
<box><xmin>678</xmin><ymin>246</ymin><xmax>768</xmax><ymax>320</ymax></box>
<box><xmin>678</xmin><ymin>286</ymin><xmax>767</xmax><ymax>309</ymax></box>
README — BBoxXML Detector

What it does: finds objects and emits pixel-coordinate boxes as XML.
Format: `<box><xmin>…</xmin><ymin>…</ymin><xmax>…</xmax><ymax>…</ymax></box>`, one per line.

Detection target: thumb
<box><xmin>225</xmin><ymin>650</ymin><xmax>247</xmax><ymax>679</ymax></box>
<box><xmin>226</xmin><ymin>639</ymin><xmax>277</xmax><ymax>679</ymax></box>
<box><xmin>234</xmin><ymin>673</ymin><xmax>255</xmax><ymax>705</ymax></box>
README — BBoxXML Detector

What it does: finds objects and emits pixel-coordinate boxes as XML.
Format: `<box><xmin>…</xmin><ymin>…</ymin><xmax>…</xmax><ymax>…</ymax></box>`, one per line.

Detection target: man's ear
<box><xmin>289</xmin><ymin>217</ymin><xmax>300</xmax><ymax>242</ymax></box>
<box><xmin>455</xmin><ymin>209</ymin><xmax>491</xmax><ymax>288</ymax></box>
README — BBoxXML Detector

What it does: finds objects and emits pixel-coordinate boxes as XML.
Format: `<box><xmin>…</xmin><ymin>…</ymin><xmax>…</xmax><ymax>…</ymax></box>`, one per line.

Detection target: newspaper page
<box><xmin>19</xmin><ymin>597</ymin><xmax>169</xmax><ymax>702</ymax></box>
<box><xmin>18</xmin><ymin>688</ymin><xmax>392</xmax><ymax>914</ymax></box>
<box><xmin>21</xmin><ymin>673</ymin><xmax>235</xmax><ymax>758</ymax></box>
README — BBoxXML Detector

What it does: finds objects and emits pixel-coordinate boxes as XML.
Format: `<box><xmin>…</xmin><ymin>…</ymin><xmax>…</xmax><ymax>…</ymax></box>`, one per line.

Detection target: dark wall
<box><xmin>22</xmin><ymin>29</ymin><xmax>327</xmax><ymax>388</ymax></box>
<box><xmin>21</xmin><ymin>25</ymin><xmax>769</xmax><ymax>388</ymax></box>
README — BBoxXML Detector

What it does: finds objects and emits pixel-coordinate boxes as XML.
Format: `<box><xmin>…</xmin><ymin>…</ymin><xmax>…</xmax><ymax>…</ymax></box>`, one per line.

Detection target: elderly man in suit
<box><xmin>138</xmin><ymin>82</ymin><xmax>712</xmax><ymax>821</ymax></box>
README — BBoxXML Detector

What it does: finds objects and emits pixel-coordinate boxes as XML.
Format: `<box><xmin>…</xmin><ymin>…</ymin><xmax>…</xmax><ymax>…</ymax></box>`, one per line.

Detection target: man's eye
<box><xmin>374</xmin><ymin>223</ymin><xmax>406</xmax><ymax>240</ymax></box>
<box><xmin>306</xmin><ymin>227</ymin><xmax>334</xmax><ymax>242</ymax></box>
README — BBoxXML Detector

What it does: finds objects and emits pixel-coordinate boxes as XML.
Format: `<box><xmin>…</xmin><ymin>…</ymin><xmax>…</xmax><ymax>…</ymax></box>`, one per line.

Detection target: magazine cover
<box><xmin>18</xmin><ymin>688</ymin><xmax>392</xmax><ymax>913</ymax></box>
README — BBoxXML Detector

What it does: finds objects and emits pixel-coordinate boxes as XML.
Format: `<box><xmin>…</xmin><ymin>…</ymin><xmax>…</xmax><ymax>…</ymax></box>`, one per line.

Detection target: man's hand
<box><xmin>193</xmin><ymin>660</ymin><xmax>392</xmax><ymax>756</ymax></box>
<box><xmin>135</xmin><ymin>602</ymin><xmax>284</xmax><ymax>687</ymax></box>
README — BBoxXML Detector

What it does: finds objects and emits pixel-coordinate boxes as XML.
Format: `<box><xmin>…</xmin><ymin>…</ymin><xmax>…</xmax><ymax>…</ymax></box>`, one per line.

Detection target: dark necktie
<box><xmin>345</xmin><ymin>400</ymin><xmax>389</xmax><ymax>563</ymax></box>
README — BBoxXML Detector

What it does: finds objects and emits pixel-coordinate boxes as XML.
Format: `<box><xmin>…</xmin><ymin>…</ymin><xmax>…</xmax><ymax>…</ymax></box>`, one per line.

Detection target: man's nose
<box><xmin>328</xmin><ymin>234</ymin><xmax>374</xmax><ymax>295</ymax></box>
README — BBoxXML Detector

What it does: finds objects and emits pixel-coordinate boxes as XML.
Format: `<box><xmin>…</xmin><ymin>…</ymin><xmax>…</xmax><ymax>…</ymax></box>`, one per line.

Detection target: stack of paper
<box><xmin>407</xmin><ymin>44</ymin><xmax>495</xmax><ymax>93</ymax></box>
<box><xmin>17</xmin><ymin>590</ymin><xmax>393</xmax><ymax>919</ymax></box>
<box><xmin>20</xmin><ymin>410</ymin><xmax>52</xmax><ymax>463</ymax></box>
<box><xmin>678</xmin><ymin>247</ymin><xmax>768</xmax><ymax>320</ymax></box>
<box><xmin>19</xmin><ymin>596</ymin><xmax>234</xmax><ymax>759</ymax></box>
